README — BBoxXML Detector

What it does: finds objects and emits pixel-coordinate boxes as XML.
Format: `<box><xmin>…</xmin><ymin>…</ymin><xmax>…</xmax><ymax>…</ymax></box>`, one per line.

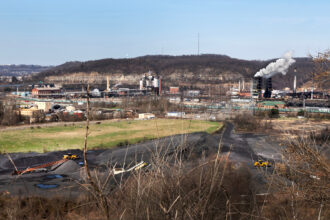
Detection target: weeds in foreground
<box><xmin>1</xmin><ymin>131</ymin><xmax>329</xmax><ymax>219</ymax></box>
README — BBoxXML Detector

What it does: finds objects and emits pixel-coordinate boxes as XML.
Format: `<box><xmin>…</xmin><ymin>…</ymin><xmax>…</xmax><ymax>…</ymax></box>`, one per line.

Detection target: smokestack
<box><xmin>159</xmin><ymin>77</ymin><xmax>162</xmax><ymax>96</ymax></box>
<box><xmin>238</xmin><ymin>80</ymin><xmax>241</xmax><ymax>91</ymax></box>
<box><xmin>293</xmin><ymin>67</ymin><xmax>297</xmax><ymax>94</ymax></box>
<box><xmin>106</xmin><ymin>76</ymin><xmax>110</xmax><ymax>92</ymax></box>
<box><xmin>264</xmin><ymin>78</ymin><xmax>272</xmax><ymax>98</ymax></box>
<box><xmin>256</xmin><ymin>77</ymin><xmax>263</xmax><ymax>98</ymax></box>
<box><xmin>242</xmin><ymin>79</ymin><xmax>245</xmax><ymax>91</ymax></box>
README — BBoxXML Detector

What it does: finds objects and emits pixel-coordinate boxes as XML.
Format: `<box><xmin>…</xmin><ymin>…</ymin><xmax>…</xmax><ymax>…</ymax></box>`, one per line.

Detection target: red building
<box><xmin>32</xmin><ymin>87</ymin><xmax>62</xmax><ymax>98</ymax></box>
<box><xmin>169</xmin><ymin>87</ymin><xmax>180</xmax><ymax>94</ymax></box>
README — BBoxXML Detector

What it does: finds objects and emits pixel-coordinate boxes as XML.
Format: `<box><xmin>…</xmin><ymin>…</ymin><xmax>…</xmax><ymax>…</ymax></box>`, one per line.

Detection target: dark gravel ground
<box><xmin>0</xmin><ymin>122</ymin><xmax>283</xmax><ymax>197</ymax></box>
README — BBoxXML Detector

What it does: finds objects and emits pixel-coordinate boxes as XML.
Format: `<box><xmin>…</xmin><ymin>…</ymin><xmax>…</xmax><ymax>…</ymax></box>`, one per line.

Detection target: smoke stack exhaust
<box><xmin>254</xmin><ymin>51</ymin><xmax>296</xmax><ymax>78</ymax></box>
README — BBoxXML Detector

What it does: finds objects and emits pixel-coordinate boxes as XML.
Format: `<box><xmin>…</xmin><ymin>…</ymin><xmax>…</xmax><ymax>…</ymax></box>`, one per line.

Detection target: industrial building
<box><xmin>32</xmin><ymin>86</ymin><xmax>62</xmax><ymax>98</ymax></box>
<box><xmin>139</xmin><ymin>72</ymin><xmax>161</xmax><ymax>95</ymax></box>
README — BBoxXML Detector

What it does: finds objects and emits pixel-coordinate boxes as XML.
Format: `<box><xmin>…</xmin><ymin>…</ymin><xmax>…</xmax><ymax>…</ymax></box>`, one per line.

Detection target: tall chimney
<box><xmin>256</xmin><ymin>77</ymin><xmax>263</xmax><ymax>98</ymax></box>
<box><xmin>106</xmin><ymin>76</ymin><xmax>110</xmax><ymax>92</ymax></box>
<box><xmin>264</xmin><ymin>77</ymin><xmax>272</xmax><ymax>98</ymax></box>
<box><xmin>293</xmin><ymin>67</ymin><xmax>297</xmax><ymax>94</ymax></box>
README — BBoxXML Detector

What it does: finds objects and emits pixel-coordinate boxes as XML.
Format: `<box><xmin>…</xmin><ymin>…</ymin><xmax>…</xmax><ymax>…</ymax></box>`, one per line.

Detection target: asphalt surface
<box><xmin>0</xmin><ymin>122</ymin><xmax>283</xmax><ymax>197</ymax></box>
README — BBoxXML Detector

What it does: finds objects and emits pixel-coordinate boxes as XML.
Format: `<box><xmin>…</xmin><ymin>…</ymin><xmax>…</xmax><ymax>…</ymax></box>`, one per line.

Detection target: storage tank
<box><xmin>153</xmin><ymin>78</ymin><xmax>159</xmax><ymax>88</ymax></box>
<box><xmin>139</xmin><ymin>80</ymin><xmax>144</xmax><ymax>90</ymax></box>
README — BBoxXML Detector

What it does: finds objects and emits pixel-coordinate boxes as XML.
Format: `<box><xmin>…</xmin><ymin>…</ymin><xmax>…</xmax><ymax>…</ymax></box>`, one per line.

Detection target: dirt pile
<box><xmin>53</xmin><ymin>160</ymin><xmax>81</xmax><ymax>174</ymax></box>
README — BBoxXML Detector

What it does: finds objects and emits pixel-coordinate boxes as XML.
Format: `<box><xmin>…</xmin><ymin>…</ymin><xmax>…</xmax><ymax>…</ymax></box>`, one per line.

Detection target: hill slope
<box><xmin>35</xmin><ymin>55</ymin><xmax>314</xmax><ymax>90</ymax></box>
<box><xmin>0</xmin><ymin>65</ymin><xmax>51</xmax><ymax>76</ymax></box>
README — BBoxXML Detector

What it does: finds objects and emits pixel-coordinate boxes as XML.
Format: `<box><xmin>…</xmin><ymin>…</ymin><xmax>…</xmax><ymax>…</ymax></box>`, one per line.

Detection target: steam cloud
<box><xmin>254</xmin><ymin>51</ymin><xmax>296</xmax><ymax>78</ymax></box>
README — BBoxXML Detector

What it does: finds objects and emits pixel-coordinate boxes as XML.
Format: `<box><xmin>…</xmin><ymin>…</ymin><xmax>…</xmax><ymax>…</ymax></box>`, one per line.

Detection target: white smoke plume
<box><xmin>254</xmin><ymin>51</ymin><xmax>296</xmax><ymax>78</ymax></box>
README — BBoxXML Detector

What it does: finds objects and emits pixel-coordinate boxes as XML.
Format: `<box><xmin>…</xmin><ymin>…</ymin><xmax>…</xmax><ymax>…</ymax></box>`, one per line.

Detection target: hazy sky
<box><xmin>0</xmin><ymin>0</ymin><xmax>329</xmax><ymax>65</ymax></box>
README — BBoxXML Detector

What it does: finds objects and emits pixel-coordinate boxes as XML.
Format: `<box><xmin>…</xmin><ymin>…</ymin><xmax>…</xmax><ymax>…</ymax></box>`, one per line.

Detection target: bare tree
<box><xmin>83</xmin><ymin>84</ymin><xmax>110</xmax><ymax>219</ymax></box>
<box><xmin>310</xmin><ymin>50</ymin><xmax>330</xmax><ymax>92</ymax></box>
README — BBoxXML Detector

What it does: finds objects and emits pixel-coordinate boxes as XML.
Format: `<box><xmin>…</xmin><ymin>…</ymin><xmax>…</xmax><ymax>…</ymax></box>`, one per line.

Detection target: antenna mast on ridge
<box><xmin>197</xmin><ymin>32</ymin><xmax>200</xmax><ymax>55</ymax></box>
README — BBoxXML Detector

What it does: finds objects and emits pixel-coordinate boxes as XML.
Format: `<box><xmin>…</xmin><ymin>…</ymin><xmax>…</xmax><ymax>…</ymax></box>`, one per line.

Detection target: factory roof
<box><xmin>33</xmin><ymin>87</ymin><xmax>61</xmax><ymax>91</ymax></box>
<box><xmin>258</xmin><ymin>101</ymin><xmax>285</xmax><ymax>106</ymax></box>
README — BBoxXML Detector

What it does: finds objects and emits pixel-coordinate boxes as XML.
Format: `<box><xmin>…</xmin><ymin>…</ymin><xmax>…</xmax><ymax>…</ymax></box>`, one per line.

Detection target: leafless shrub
<box><xmin>0</xmin><ymin>101</ymin><xmax>20</xmax><ymax>126</ymax></box>
<box><xmin>268</xmin><ymin>130</ymin><xmax>330</xmax><ymax>220</ymax></box>
<box><xmin>232</xmin><ymin>114</ymin><xmax>273</xmax><ymax>132</ymax></box>
<box><xmin>109</xmin><ymin>155</ymin><xmax>256</xmax><ymax>220</ymax></box>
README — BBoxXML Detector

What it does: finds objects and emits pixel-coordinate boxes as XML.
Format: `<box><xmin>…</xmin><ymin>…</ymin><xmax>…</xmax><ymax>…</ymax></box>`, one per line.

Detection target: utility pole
<box><xmin>197</xmin><ymin>33</ymin><xmax>200</xmax><ymax>55</ymax></box>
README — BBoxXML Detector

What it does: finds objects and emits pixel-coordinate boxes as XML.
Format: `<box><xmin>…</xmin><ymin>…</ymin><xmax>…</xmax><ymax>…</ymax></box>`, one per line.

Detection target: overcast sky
<box><xmin>0</xmin><ymin>0</ymin><xmax>329</xmax><ymax>65</ymax></box>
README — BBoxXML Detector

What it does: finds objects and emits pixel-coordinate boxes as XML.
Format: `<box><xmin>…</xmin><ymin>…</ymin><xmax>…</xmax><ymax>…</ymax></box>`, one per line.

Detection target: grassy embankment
<box><xmin>0</xmin><ymin>119</ymin><xmax>222</xmax><ymax>153</ymax></box>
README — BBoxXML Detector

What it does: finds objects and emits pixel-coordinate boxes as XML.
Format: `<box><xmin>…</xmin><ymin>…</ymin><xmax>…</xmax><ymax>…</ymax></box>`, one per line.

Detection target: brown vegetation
<box><xmin>1</xmin><ymin>141</ymin><xmax>328</xmax><ymax>219</ymax></box>
<box><xmin>269</xmin><ymin>130</ymin><xmax>330</xmax><ymax>220</ymax></box>
<box><xmin>0</xmin><ymin>101</ymin><xmax>21</xmax><ymax>126</ymax></box>
<box><xmin>232</xmin><ymin>113</ymin><xmax>273</xmax><ymax>132</ymax></box>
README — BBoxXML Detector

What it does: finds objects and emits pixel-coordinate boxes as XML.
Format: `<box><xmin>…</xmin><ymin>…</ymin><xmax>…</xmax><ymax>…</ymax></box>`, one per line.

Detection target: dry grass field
<box><xmin>0</xmin><ymin>119</ymin><xmax>222</xmax><ymax>153</ymax></box>
<box><xmin>270</xmin><ymin>118</ymin><xmax>330</xmax><ymax>137</ymax></box>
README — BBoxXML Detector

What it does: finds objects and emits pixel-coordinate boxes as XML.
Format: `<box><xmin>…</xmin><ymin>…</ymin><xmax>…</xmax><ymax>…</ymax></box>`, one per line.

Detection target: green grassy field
<box><xmin>0</xmin><ymin>119</ymin><xmax>222</xmax><ymax>153</ymax></box>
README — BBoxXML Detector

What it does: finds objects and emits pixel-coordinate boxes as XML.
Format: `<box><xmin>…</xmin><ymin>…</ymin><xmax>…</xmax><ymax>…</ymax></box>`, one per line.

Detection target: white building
<box><xmin>138</xmin><ymin>113</ymin><xmax>155</xmax><ymax>120</ymax></box>
<box><xmin>35</xmin><ymin>102</ymin><xmax>52</xmax><ymax>112</ymax></box>
<box><xmin>167</xmin><ymin>112</ymin><xmax>185</xmax><ymax>118</ymax></box>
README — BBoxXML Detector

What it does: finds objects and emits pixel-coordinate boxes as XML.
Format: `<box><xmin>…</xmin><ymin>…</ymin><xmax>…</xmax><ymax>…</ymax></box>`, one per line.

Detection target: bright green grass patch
<box><xmin>0</xmin><ymin>119</ymin><xmax>222</xmax><ymax>153</ymax></box>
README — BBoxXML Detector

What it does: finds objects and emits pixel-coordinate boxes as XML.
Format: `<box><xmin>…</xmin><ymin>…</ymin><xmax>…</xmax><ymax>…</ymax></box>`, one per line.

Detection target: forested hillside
<box><xmin>35</xmin><ymin>55</ymin><xmax>314</xmax><ymax>89</ymax></box>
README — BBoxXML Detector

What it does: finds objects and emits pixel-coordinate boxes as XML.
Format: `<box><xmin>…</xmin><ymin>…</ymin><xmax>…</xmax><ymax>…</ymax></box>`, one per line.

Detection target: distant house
<box><xmin>257</xmin><ymin>101</ymin><xmax>285</xmax><ymax>109</ymax></box>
